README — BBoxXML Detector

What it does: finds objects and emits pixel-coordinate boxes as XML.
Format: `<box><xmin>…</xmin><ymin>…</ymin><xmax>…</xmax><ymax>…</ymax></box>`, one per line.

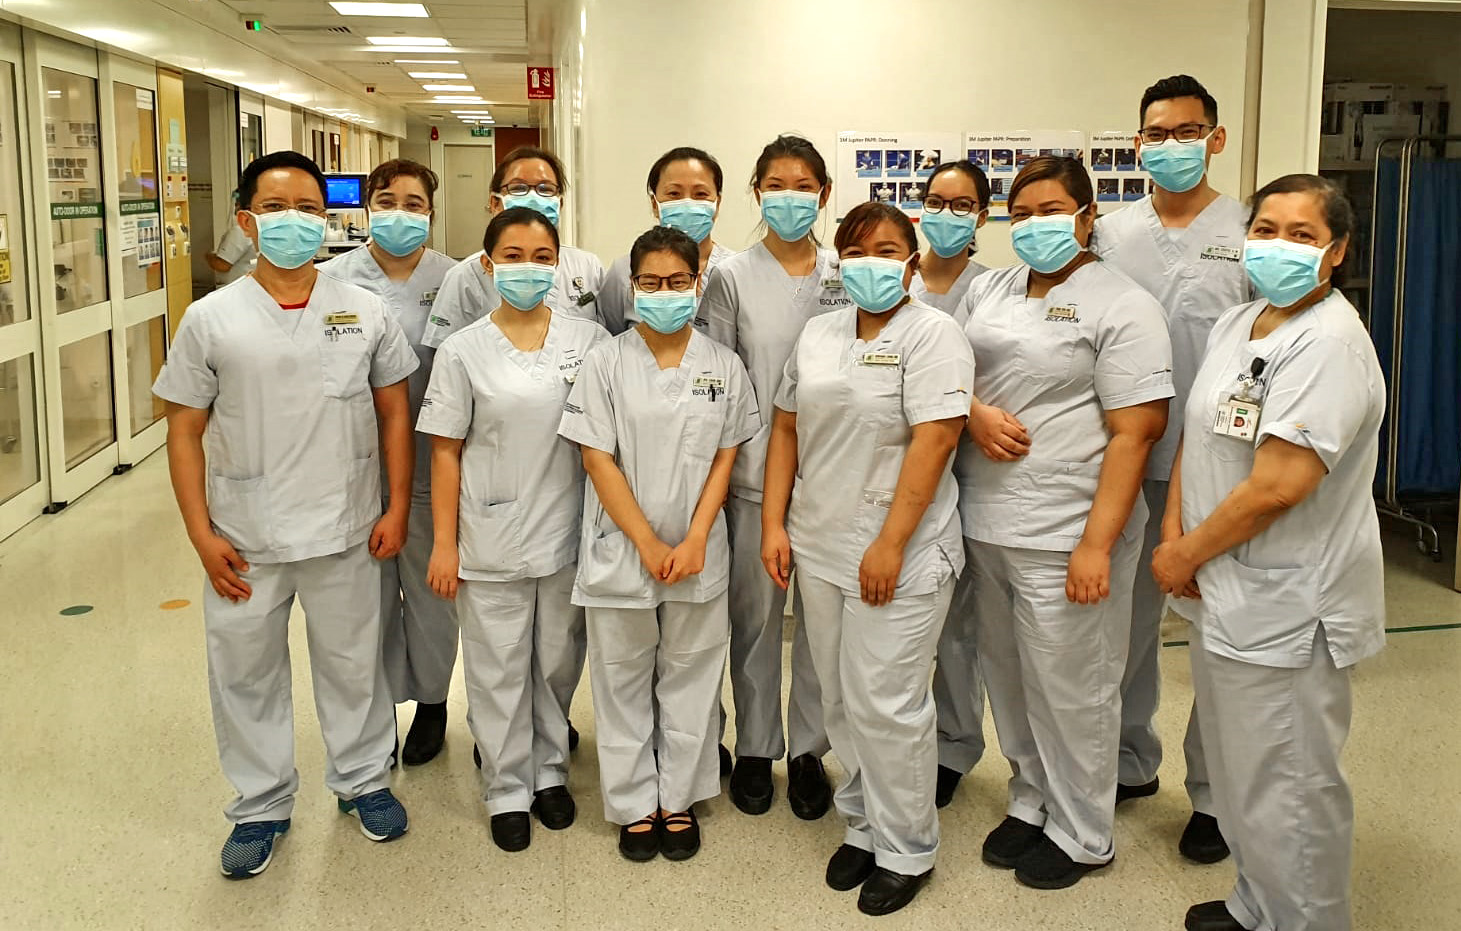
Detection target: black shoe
<box><xmin>787</xmin><ymin>754</ymin><xmax>831</xmax><ymax>820</ymax></box>
<box><xmin>473</xmin><ymin>744</ymin><xmax>482</xmax><ymax>769</ymax></box>
<box><xmin>1179</xmin><ymin>812</ymin><xmax>1231</xmax><ymax>864</ymax></box>
<box><xmin>618</xmin><ymin>815</ymin><xmax>659</xmax><ymax>862</ymax></box>
<box><xmin>935</xmin><ymin>765</ymin><xmax>963</xmax><ymax>809</ymax></box>
<box><xmin>568</xmin><ymin>722</ymin><xmax>580</xmax><ymax>752</ymax></box>
<box><xmin>1013</xmin><ymin>835</ymin><xmax>1110</xmax><ymax>890</ymax></box>
<box><xmin>981</xmin><ymin>816</ymin><xmax>1044</xmax><ymax>869</ymax></box>
<box><xmin>1185</xmin><ymin>900</ymin><xmax>1244</xmax><ymax>930</ymax></box>
<box><xmin>489</xmin><ymin>811</ymin><xmax>531</xmax><ymax>852</ymax></box>
<box><xmin>530</xmin><ymin>786</ymin><xmax>576</xmax><ymax>830</ymax></box>
<box><xmin>719</xmin><ymin>744</ymin><xmax>733</xmax><ymax>778</ymax></box>
<box><xmin>857</xmin><ymin>867</ymin><xmax>931</xmax><ymax>917</ymax></box>
<box><xmin>660</xmin><ymin>809</ymin><xmax>701</xmax><ymax>861</ymax></box>
<box><xmin>825</xmin><ymin>844</ymin><xmax>876</xmax><ymax>891</ymax></box>
<box><xmin>729</xmin><ymin>756</ymin><xmax>774</xmax><ymax>815</ymax></box>
<box><xmin>401</xmin><ymin>701</ymin><xmax>447</xmax><ymax>766</ymax></box>
<box><xmin>1115</xmin><ymin>777</ymin><xmax>1159</xmax><ymax>805</ymax></box>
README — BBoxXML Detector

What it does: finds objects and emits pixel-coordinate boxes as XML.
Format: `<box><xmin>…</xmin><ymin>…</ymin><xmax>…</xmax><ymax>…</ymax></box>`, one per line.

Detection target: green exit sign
<box><xmin>470</xmin><ymin>127</ymin><xmax>493</xmax><ymax>138</ymax></box>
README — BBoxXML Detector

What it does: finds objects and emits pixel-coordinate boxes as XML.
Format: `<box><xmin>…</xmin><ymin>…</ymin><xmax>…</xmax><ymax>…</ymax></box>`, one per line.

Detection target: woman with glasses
<box><xmin>912</xmin><ymin>160</ymin><xmax>991</xmax><ymax>324</ymax></box>
<box><xmin>599</xmin><ymin>147</ymin><xmax>734</xmax><ymax>335</ymax></box>
<box><xmin>958</xmin><ymin>156</ymin><xmax>1173</xmax><ymax>890</ymax></box>
<box><xmin>700</xmin><ymin>134</ymin><xmax>851</xmax><ymax>821</ymax></box>
<box><xmin>318</xmin><ymin>159</ymin><xmax>461</xmax><ymax>768</ymax></box>
<box><xmin>559</xmin><ymin>226</ymin><xmax>758</xmax><ymax>862</ymax></box>
<box><xmin>761</xmin><ymin>201</ymin><xmax>973</xmax><ymax>916</ymax></box>
<box><xmin>423</xmin><ymin>146</ymin><xmax>606</xmax><ymax>350</ymax></box>
<box><xmin>418</xmin><ymin>207</ymin><xmax>608</xmax><ymax>853</ymax></box>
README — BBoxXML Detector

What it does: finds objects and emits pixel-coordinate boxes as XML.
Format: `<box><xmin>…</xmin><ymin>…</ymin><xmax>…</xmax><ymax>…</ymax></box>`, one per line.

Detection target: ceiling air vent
<box><xmin>270</xmin><ymin>25</ymin><xmax>356</xmax><ymax>37</ymax></box>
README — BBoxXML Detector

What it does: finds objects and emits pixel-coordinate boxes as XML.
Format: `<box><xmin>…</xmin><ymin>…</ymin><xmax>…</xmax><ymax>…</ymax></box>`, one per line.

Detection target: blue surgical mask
<box><xmin>1140</xmin><ymin>138</ymin><xmax>1209</xmax><ymax>194</ymax></box>
<box><xmin>658</xmin><ymin>198</ymin><xmax>717</xmax><ymax>243</ymax></box>
<box><xmin>759</xmin><ymin>190</ymin><xmax>821</xmax><ymax>242</ymax></box>
<box><xmin>634</xmin><ymin>289</ymin><xmax>698</xmax><ymax>334</ymax></box>
<box><xmin>492</xmin><ymin>262</ymin><xmax>557</xmax><ymax>311</ymax></box>
<box><xmin>1011</xmin><ymin>210</ymin><xmax>1087</xmax><ymax>274</ymax></box>
<box><xmin>1242</xmin><ymin>238</ymin><xmax>1330</xmax><ymax>308</ymax></box>
<box><xmin>920</xmin><ymin>210</ymin><xmax>978</xmax><ymax>258</ymax></box>
<box><xmin>369</xmin><ymin>209</ymin><xmax>430</xmax><ymax>257</ymax></box>
<box><xmin>251</xmin><ymin>210</ymin><xmax>327</xmax><ymax>270</ymax></box>
<box><xmin>501</xmin><ymin>191</ymin><xmax>561</xmax><ymax>227</ymax></box>
<box><xmin>840</xmin><ymin>256</ymin><xmax>912</xmax><ymax>314</ymax></box>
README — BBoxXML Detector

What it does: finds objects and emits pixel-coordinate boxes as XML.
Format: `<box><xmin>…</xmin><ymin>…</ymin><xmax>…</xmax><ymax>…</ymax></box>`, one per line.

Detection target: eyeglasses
<box><xmin>632</xmin><ymin>272</ymin><xmax>696</xmax><ymax>293</ymax></box>
<box><xmin>1137</xmin><ymin>123</ymin><xmax>1214</xmax><ymax>145</ymax></box>
<box><xmin>922</xmin><ymin>195</ymin><xmax>981</xmax><ymax>217</ymax></box>
<box><xmin>500</xmin><ymin>181</ymin><xmax>560</xmax><ymax>197</ymax></box>
<box><xmin>254</xmin><ymin>202</ymin><xmax>327</xmax><ymax>216</ymax></box>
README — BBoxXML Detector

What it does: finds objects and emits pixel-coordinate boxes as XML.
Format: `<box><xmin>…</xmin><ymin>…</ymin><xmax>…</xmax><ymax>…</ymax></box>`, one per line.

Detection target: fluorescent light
<box><xmin>408</xmin><ymin>72</ymin><xmax>466</xmax><ymax>79</ymax></box>
<box><xmin>330</xmin><ymin>2</ymin><xmax>428</xmax><ymax>15</ymax></box>
<box><xmin>367</xmin><ymin>35</ymin><xmax>446</xmax><ymax>46</ymax></box>
<box><xmin>432</xmin><ymin>95</ymin><xmax>484</xmax><ymax>102</ymax></box>
<box><xmin>421</xmin><ymin>84</ymin><xmax>474</xmax><ymax>92</ymax></box>
<box><xmin>368</xmin><ymin>45</ymin><xmax>456</xmax><ymax>52</ymax></box>
<box><xmin>450</xmin><ymin>110</ymin><xmax>492</xmax><ymax>114</ymax></box>
<box><xmin>393</xmin><ymin>59</ymin><xmax>458</xmax><ymax>64</ymax></box>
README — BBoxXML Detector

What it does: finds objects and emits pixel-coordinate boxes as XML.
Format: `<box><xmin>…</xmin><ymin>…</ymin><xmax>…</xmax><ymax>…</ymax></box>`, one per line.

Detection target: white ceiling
<box><xmin>213</xmin><ymin>0</ymin><xmax>541</xmax><ymax>126</ymax></box>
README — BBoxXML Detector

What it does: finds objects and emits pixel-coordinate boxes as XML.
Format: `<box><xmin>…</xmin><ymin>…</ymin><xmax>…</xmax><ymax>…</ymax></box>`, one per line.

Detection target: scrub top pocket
<box><xmin>1198</xmin><ymin>553</ymin><xmax>1320</xmax><ymax>659</ymax></box>
<box><xmin>321</xmin><ymin>343</ymin><xmax>371</xmax><ymax>398</ymax></box>
<box><xmin>207</xmin><ymin>473</ymin><xmax>273</xmax><ymax>555</ymax></box>
<box><xmin>578</xmin><ymin>527</ymin><xmax>648</xmax><ymax>600</ymax></box>
<box><xmin>681</xmin><ymin>404</ymin><xmax>723</xmax><ymax>461</ymax></box>
<box><xmin>1012</xmin><ymin>324</ymin><xmax>1079</xmax><ymax>384</ymax></box>
<box><xmin>459</xmin><ymin>498</ymin><xmax>529</xmax><ymax>576</ymax></box>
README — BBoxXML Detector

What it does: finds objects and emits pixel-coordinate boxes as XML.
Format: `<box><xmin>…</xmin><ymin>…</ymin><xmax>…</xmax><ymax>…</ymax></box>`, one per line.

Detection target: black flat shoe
<box><xmin>982</xmin><ymin>815</ymin><xmax>1044</xmax><ymax>869</ymax></box>
<box><xmin>825</xmin><ymin>844</ymin><xmax>876</xmax><ymax>891</ymax></box>
<box><xmin>568</xmin><ymin>722</ymin><xmax>580</xmax><ymax>752</ymax></box>
<box><xmin>531</xmin><ymin>786</ymin><xmax>576</xmax><ymax>830</ymax></box>
<box><xmin>1013</xmin><ymin>835</ymin><xmax>1110</xmax><ymax>890</ymax></box>
<box><xmin>473</xmin><ymin>744</ymin><xmax>482</xmax><ymax>769</ymax></box>
<box><xmin>1185</xmin><ymin>900</ymin><xmax>1244</xmax><ymax>930</ymax></box>
<box><xmin>660</xmin><ymin>809</ymin><xmax>700</xmax><ymax>861</ymax></box>
<box><xmin>489</xmin><ymin>811</ymin><xmax>531</xmax><ymax>852</ymax></box>
<box><xmin>787</xmin><ymin>754</ymin><xmax>831</xmax><ymax>820</ymax></box>
<box><xmin>618</xmin><ymin>814</ymin><xmax>659</xmax><ymax>862</ymax></box>
<box><xmin>401</xmin><ymin>701</ymin><xmax>447</xmax><ymax>766</ymax></box>
<box><xmin>935</xmin><ymin>765</ymin><xmax>963</xmax><ymax>809</ymax></box>
<box><xmin>1179</xmin><ymin>812</ymin><xmax>1230</xmax><ymax>864</ymax></box>
<box><xmin>719</xmin><ymin>744</ymin><xmax>733</xmax><ymax>778</ymax></box>
<box><xmin>1115</xmin><ymin>777</ymin><xmax>1159</xmax><ymax>805</ymax></box>
<box><xmin>729</xmin><ymin>756</ymin><xmax>774</xmax><ymax>815</ymax></box>
<box><xmin>857</xmin><ymin>867</ymin><xmax>931</xmax><ymax>916</ymax></box>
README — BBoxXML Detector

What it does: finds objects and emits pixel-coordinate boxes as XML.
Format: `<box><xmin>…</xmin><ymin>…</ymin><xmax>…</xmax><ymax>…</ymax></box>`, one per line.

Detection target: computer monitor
<box><xmin>325</xmin><ymin>174</ymin><xmax>367</xmax><ymax>209</ymax></box>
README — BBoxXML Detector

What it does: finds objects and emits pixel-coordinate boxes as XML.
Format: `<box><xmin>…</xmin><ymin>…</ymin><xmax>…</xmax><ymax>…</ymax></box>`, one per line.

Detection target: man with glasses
<box><xmin>1093</xmin><ymin>74</ymin><xmax>1251</xmax><ymax>866</ymax></box>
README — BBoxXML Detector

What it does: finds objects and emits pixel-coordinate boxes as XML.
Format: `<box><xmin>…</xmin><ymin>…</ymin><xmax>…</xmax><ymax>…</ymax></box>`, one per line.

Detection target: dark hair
<box><xmin>924</xmin><ymin>160</ymin><xmax>991</xmax><ymax>211</ymax></box>
<box><xmin>646</xmin><ymin>147</ymin><xmax>723</xmax><ymax>197</ymax></box>
<box><xmin>482</xmin><ymin>206</ymin><xmax>560</xmax><ymax>256</ymax></box>
<box><xmin>490</xmin><ymin>145</ymin><xmax>567</xmax><ymax>194</ymax></box>
<box><xmin>238</xmin><ymin>151</ymin><xmax>327</xmax><ymax>210</ymax></box>
<box><xmin>1248</xmin><ymin>173</ymin><xmax>1357</xmax><ymax>286</ymax></box>
<box><xmin>750</xmin><ymin>134</ymin><xmax>829</xmax><ymax>190</ymax></box>
<box><xmin>629</xmin><ymin>226</ymin><xmax>700</xmax><ymax>277</ymax></box>
<box><xmin>1140</xmin><ymin>74</ymin><xmax>1219</xmax><ymax>127</ymax></box>
<box><xmin>1007</xmin><ymin>156</ymin><xmax>1095</xmax><ymax>215</ymax></box>
<box><xmin>365</xmin><ymin>158</ymin><xmax>439</xmax><ymax>209</ymax></box>
<box><xmin>834</xmin><ymin>201</ymin><xmax>918</xmax><ymax>255</ymax></box>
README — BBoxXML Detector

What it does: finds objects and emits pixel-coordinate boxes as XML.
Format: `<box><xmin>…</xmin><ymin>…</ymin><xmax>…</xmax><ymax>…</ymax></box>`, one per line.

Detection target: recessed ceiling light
<box><xmin>368</xmin><ymin>45</ymin><xmax>456</xmax><ymax>52</ymax></box>
<box><xmin>432</xmin><ymin>95</ymin><xmax>484</xmax><ymax>102</ymax></box>
<box><xmin>421</xmin><ymin>84</ymin><xmax>474</xmax><ymax>92</ymax></box>
<box><xmin>408</xmin><ymin>72</ymin><xmax>466</xmax><ymax>79</ymax></box>
<box><xmin>366</xmin><ymin>36</ymin><xmax>446</xmax><ymax>46</ymax></box>
<box><xmin>330</xmin><ymin>2</ymin><xmax>429</xmax><ymax>15</ymax></box>
<box><xmin>450</xmin><ymin>110</ymin><xmax>492</xmax><ymax>115</ymax></box>
<box><xmin>393</xmin><ymin>59</ymin><xmax>458</xmax><ymax>64</ymax></box>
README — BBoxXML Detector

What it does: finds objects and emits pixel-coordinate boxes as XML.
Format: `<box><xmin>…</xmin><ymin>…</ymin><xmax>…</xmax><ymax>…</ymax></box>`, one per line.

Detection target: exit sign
<box><xmin>527</xmin><ymin>66</ymin><xmax>555</xmax><ymax>100</ymax></box>
<box><xmin>470</xmin><ymin>127</ymin><xmax>492</xmax><ymax>137</ymax></box>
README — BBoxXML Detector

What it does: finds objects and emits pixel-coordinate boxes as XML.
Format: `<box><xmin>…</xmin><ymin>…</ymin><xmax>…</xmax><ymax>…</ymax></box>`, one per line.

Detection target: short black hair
<box><xmin>924</xmin><ymin>160</ymin><xmax>991</xmax><ymax>211</ymax></box>
<box><xmin>1140</xmin><ymin>74</ymin><xmax>1219</xmax><ymax>127</ymax></box>
<box><xmin>1248</xmin><ymin>173</ymin><xmax>1357</xmax><ymax>286</ymax></box>
<box><xmin>490</xmin><ymin>145</ymin><xmax>567</xmax><ymax>194</ymax></box>
<box><xmin>238</xmin><ymin>151</ymin><xmax>327</xmax><ymax>210</ymax></box>
<box><xmin>630</xmin><ymin>226</ymin><xmax>700</xmax><ymax>277</ymax></box>
<box><xmin>646</xmin><ymin>146</ymin><xmax>724</xmax><ymax>196</ymax></box>
<box><xmin>482</xmin><ymin>206</ymin><xmax>560</xmax><ymax>256</ymax></box>
<box><xmin>366</xmin><ymin>158</ymin><xmax>439</xmax><ymax>208</ymax></box>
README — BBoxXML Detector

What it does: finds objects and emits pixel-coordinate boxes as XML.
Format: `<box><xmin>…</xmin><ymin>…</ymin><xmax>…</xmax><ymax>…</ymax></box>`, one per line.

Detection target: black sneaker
<box><xmin>568</xmin><ymin>722</ymin><xmax>580</xmax><ymax>752</ymax></box>
<box><xmin>857</xmin><ymin>867</ymin><xmax>931</xmax><ymax>917</ymax></box>
<box><xmin>719</xmin><ymin>744</ymin><xmax>733</xmax><ymax>778</ymax></box>
<box><xmin>982</xmin><ymin>815</ymin><xmax>1044</xmax><ymax>868</ymax></box>
<box><xmin>1115</xmin><ymin>777</ymin><xmax>1159</xmax><ymax>805</ymax></box>
<box><xmin>473</xmin><ymin>744</ymin><xmax>482</xmax><ymax>769</ymax></box>
<box><xmin>531</xmin><ymin>786</ymin><xmax>576</xmax><ymax>830</ymax></box>
<box><xmin>618</xmin><ymin>815</ymin><xmax>659</xmax><ymax>862</ymax></box>
<box><xmin>825</xmin><ymin>844</ymin><xmax>876</xmax><ymax>891</ymax></box>
<box><xmin>401</xmin><ymin>701</ymin><xmax>447</xmax><ymax>766</ymax></box>
<box><xmin>1013</xmin><ymin>835</ymin><xmax>1110</xmax><ymax>890</ymax></box>
<box><xmin>935</xmin><ymin>765</ymin><xmax>963</xmax><ymax>809</ymax></box>
<box><xmin>729</xmin><ymin>756</ymin><xmax>774</xmax><ymax>815</ymax></box>
<box><xmin>490</xmin><ymin>811</ymin><xmax>531</xmax><ymax>852</ymax></box>
<box><xmin>787</xmin><ymin>754</ymin><xmax>831</xmax><ymax>820</ymax></box>
<box><xmin>1185</xmin><ymin>900</ymin><xmax>1245</xmax><ymax>930</ymax></box>
<box><xmin>1179</xmin><ymin>812</ymin><xmax>1230</xmax><ymax>864</ymax></box>
<box><xmin>660</xmin><ymin>809</ymin><xmax>700</xmax><ymax>861</ymax></box>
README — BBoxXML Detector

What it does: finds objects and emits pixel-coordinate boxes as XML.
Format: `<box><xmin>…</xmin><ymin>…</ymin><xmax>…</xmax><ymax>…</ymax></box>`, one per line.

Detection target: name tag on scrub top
<box><xmin>861</xmin><ymin>352</ymin><xmax>900</xmax><ymax>366</ymax></box>
<box><xmin>1213</xmin><ymin>398</ymin><xmax>1262</xmax><ymax>441</ymax></box>
<box><xmin>1201</xmin><ymin>245</ymin><xmax>1242</xmax><ymax>263</ymax></box>
<box><xmin>325</xmin><ymin>312</ymin><xmax>360</xmax><ymax>325</ymax></box>
<box><xmin>1045</xmin><ymin>305</ymin><xmax>1078</xmax><ymax>322</ymax></box>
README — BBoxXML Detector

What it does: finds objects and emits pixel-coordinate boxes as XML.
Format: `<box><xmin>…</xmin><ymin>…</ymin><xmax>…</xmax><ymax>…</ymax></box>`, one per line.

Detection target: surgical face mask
<box><xmin>1242</xmin><ymin>238</ymin><xmax>1331</xmax><ymax>308</ymax></box>
<box><xmin>920</xmin><ymin>210</ymin><xmax>978</xmax><ymax>258</ymax></box>
<box><xmin>840</xmin><ymin>256</ymin><xmax>912</xmax><ymax>314</ymax></box>
<box><xmin>500</xmin><ymin>191</ymin><xmax>561</xmax><ymax>227</ymax></box>
<box><xmin>369</xmin><ymin>209</ymin><xmax>431</xmax><ymax>257</ymax></box>
<box><xmin>1139</xmin><ymin>138</ymin><xmax>1209</xmax><ymax>194</ymax></box>
<box><xmin>492</xmin><ymin>262</ymin><xmax>557</xmax><ymax>311</ymax></box>
<box><xmin>759</xmin><ymin>190</ymin><xmax>821</xmax><ymax>242</ymax></box>
<box><xmin>1011</xmin><ymin>210</ymin><xmax>1087</xmax><ymax>274</ymax></box>
<box><xmin>657</xmin><ymin>198</ymin><xmax>717</xmax><ymax>243</ymax></box>
<box><xmin>251</xmin><ymin>210</ymin><xmax>328</xmax><ymax>270</ymax></box>
<box><xmin>634</xmin><ymin>289</ymin><xmax>698</xmax><ymax>334</ymax></box>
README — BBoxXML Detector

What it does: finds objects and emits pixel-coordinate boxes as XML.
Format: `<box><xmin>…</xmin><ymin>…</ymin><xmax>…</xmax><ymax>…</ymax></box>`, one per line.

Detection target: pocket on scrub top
<box><xmin>855</xmin><ymin>489</ymin><xmax>895</xmax><ymax>538</ymax></box>
<box><xmin>1012</xmin><ymin>326</ymin><xmax>1078</xmax><ymax>383</ymax></box>
<box><xmin>578</xmin><ymin>528</ymin><xmax>647</xmax><ymax>600</ymax></box>
<box><xmin>1197</xmin><ymin>553</ymin><xmax>1319</xmax><ymax>656</ymax></box>
<box><xmin>207</xmin><ymin>473</ymin><xmax>272</xmax><ymax>554</ymax></box>
<box><xmin>321</xmin><ymin>344</ymin><xmax>371</xmax><ymax>399</ymax></box>
<box><xmin>682</xmin><ymin>406</ymin><xmax>721</xmax><ymax>461</ymax></box>
<box><xmin>459</xmin><ymin>499</ymin><xmax>529</xmax><ymax>576</ymax></box>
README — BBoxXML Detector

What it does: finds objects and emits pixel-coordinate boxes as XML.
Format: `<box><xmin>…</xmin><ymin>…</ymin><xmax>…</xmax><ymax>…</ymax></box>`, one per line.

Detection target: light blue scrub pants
<box><xmin>932</xmin><ymin>539</ymin><xmax>987</xmax><ymax>776</ymax></box>
<box><xmin>380</xmin><ymin>498</ymin><xmax>460</xmax><ymax>704</ymax></box>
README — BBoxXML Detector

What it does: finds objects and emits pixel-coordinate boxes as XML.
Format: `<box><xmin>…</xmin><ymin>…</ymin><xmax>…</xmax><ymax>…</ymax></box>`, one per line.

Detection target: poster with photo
<box><xmin>1087</xmin><ymin>130</ymin><xmax>1152</xmax><ymax>213</ymax></box>
<box><xmin>836</xmin><ymin>131</ymin><xmax>960</xmax><ymax>221</ymax></box>
<box><xmin>962</xmin><ymin>130</ymin><xmax>1086</xmax><ymax>219</ymax></box>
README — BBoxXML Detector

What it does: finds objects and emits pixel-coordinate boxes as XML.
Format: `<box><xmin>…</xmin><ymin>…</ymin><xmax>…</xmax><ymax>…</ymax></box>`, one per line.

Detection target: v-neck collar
<box><xmin>753</xmin><ymin>241</ymin><xmax>832</xmax><ymax>308</ymax></box>
<box><xmin>488</xmin><ymin>310</ymin><xmax>556</xmax><ymax>378</ymax></box>
<box><xmin>628</xmin><ymin>327</ymin><xmax>696</xmax><ymax>402</ymax></box>
<box><xmin>1141</xmin><ymin>194</ymin><xmax>1226</xmax><ymax>266</ymax></box>
<box><xmin>247</xmin><ymin>275</ymin><xmax>323</xmax><ymax>345</ymax></box>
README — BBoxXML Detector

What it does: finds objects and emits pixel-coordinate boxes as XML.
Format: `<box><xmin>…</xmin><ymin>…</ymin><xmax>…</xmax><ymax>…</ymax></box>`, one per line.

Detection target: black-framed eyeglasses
<box><xmin>254</xmin><ymin>202</ymin><xmax>327</xmax><ymax>216</ymax></box>
<box><xmin>632</xmin><ymin>272</ymin><xmax>696</xmax><ymax>293</ymax></box>
<box><xmin>501</xmin><ymin>181</ymin><xmax>560</xmax><ymax>197</ymax></box>
<box><xmin>1138</xmin><ymin>123</ymin><xmax>1214</xmax><ymax>145</ymax></box>
<box><xmin>922</xmin><ymin>195</ymin><xmax>981</xmax><ymax>217</ymax></box>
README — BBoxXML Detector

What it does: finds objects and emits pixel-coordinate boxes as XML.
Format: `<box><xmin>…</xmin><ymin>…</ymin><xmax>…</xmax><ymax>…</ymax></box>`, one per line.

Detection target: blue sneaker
<box><xmin>338</xmin><ymin>789</ymin><xmax>409</xmax><ymax>841</ymax></box>
<box><xmin>220</xmin><ymin>819</ymin><xmax>290</xmax><ymax>878</ymax></box>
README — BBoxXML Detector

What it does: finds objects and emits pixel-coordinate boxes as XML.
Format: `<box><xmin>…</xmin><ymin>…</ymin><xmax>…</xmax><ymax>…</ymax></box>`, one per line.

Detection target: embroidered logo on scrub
<box><xmin>1046</xmin><ymin>305</ymin><xmax>1079</xmax><ymax>323</ymax></box>
<box><xmin>1201</xmin><ymin>245</ymin><xmax>1241</xmax><ymax>263</ymax></box>
<box><xmin>429</xmin><ymin>314</ymin><xmax>450</xmax><ymax>327</ymax></box>
<box><xmin>420</xmin><ymin>289</ymin><xmax>438</xmax><ymax>307</ymax></box>
<box><xmin>559</xmin><ymin>348</ymin><xmax>583</xmax><ymax>383</ymax></box>
<box><xmin>693</xmin><ymin>374</ymin><xmax>726</xmax><ymax>401</ymax></box>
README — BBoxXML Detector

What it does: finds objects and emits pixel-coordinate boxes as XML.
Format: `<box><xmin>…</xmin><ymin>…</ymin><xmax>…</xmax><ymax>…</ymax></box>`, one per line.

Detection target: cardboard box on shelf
<box><xmin>1395</xmin><ymin>84</ymin><xmax>1450</xmax><ymax>137</ymax></box>
<box><xmin>1360</xmin><ymin>113</ymin><xmax>1422</xmax><ymax>162</ymax></box>
<box><xmin>1321</xmin><ymin>82</ymin><xmax>1395</xmax><ymax>164</ymax></box>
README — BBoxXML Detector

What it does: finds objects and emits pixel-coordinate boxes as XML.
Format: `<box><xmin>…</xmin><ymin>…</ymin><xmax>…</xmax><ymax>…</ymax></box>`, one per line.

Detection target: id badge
<box><xmin>1213</xmin><ymin>397</ymin><xmax>1261</xmax><ymax>441</ymax></box>
<box><xmin>861</xmin><ymin>352</ymin><xmax>900</xmax><ymax>367</ymax></box>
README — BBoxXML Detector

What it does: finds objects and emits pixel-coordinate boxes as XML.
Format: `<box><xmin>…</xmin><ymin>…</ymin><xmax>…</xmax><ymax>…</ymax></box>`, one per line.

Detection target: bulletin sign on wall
<box><xmin>962</xmin><ymin>130</ymin><xmax>1086</xmax><ymax>220</ymax></box>
<box><xmin>835</xmin><ymin>131</ymin><xmax>960</xmax><ymax>222</ymax></box>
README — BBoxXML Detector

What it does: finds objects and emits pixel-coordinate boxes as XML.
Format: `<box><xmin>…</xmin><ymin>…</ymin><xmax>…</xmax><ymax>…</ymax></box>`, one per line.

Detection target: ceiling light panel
<box><xmin>432</xmin><ymin>95</ymin><xmax>484</xmax><ymax>102</ymax></box>
<box><xmin>366</xmin><ymin>36</ymin><xmax>447</xmax><ymax>45</ymax></box>
<box><xmin>407</xmin><ymin>72</ymin><xmax>466</xmax><ymax>79</ymax></box>
<box><xmin>421</xmin><ymin>84</ymin><xmax>475</xmax><ymax>91</ymax></box>
<box><xmin>330</xmin><ymin>3</ymin><xmax>430</xmax><ymax>16</ymax></box>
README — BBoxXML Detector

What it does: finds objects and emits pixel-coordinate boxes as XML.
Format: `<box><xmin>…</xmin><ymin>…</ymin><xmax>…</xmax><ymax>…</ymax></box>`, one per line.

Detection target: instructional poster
<box><xmin>962</xmin><ymin>130</ymin><xmax>1086</xmax><ymax>219</ymax></box>
<box><xmin>836</xmin><ymin>131</ymin><xmax>960</xmax><ymax>222</ymax></box>
<box><xmin>1088</xmin><ymin>130</ymin><xmax>1152</xmax><ymax>213</ymax></box>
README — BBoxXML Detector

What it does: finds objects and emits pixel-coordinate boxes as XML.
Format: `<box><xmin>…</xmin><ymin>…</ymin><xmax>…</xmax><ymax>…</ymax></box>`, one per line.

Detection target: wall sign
<box><xmin>527</xmin><ymin>66</ymin><xmax>555</xmax><ymax>100</ymax></box>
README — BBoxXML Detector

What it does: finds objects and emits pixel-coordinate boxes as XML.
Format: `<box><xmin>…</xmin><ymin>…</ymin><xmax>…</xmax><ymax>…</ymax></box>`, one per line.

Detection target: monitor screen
<box><xmin>325</xmin><ymin>174</ymin><xmax>366</xmax><ymax>209</ymax></box>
